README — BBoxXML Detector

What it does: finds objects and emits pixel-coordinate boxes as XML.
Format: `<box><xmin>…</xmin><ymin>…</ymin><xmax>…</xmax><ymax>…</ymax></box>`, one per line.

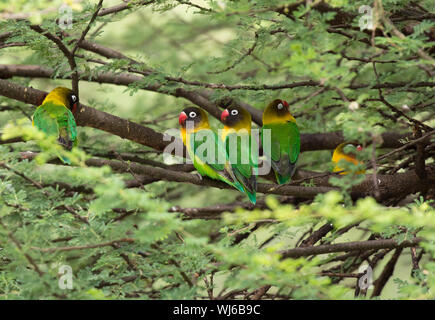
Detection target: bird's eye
<box><xmin>189</xmin><ymin>111</ymin><xmax>197</xmax><ymax>118</ymax></box>
<box><xmin>71</xmin><ymin>95</ymin><xmax>77</xmax><ymax>102</ymax></box>
<box><xmin>277</xmin><ymin>103</ymin><xmax>283</xmax><ymax>110</ymax></box>
<box><xmin>231</xmin><ymin>109</ymin><xmax>238</xmax><ymax>116</ymax></box>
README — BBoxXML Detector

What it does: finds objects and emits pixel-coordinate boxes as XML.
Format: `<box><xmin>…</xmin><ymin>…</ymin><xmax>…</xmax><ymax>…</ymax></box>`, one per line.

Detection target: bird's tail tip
<box><xmin>59</xmin><ymin>156</ymin><xmax>71</xmax><ymax>165</ymax></box>
<box><xmin>276</xmin><ymin>173</ymin><xmax>290</xmax><ymax>185</ymax></box>
<box><xmin>247</xmin><ymin>191</ymin><xmax>257</xmax><ymax>204</ymax></box>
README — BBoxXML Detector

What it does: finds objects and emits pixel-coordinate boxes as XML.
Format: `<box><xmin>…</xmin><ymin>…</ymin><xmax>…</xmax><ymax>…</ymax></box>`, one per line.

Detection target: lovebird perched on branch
<box><xmin>221</xmin><ymin>106</ymin><xmax>258</xmax><ymax>204</ymax></box>
<box><xmin>261</xmin><ymin>99</ymin><xmax>300</xmax><ymax>184</ymax></box>
<box><xmin>179</xmin><ymin>107</ymin><xmax>242</xmax><ymax>193</ymax></box>
<box><xmin>32</xmin><ymin>87</ymin><xmax>78</xmax><ymax>165</ymax></box>
<box><xmin>332</xmin><ymin>143</ymin><xmax>365</xmax><ymax>174</ymax></box>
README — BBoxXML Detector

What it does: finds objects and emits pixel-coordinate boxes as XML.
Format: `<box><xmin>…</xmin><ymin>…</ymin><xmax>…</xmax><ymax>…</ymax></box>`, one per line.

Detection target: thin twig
<box><xmin>32</xmin><ymin>238</ymin><xmax>135</xmax><ymax>252</ymax></box>
<box><xmin>208</xmin><ymin>32</ymin><xmax>259</xmax><ymax>74</ymax></box>
<box><xmin>72</xmin><ymin>0</ymin><xmax>104</xmax><ymax>57</ymax></box>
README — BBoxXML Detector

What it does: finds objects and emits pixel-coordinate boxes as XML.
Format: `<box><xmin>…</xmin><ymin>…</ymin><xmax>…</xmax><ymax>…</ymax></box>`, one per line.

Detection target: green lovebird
<box><xmin>221</xmin><ymin>106</ymin><xmax>258</xmax><ymax>204</ymax></box>
<box><xmin>179</xmin><ymin>107</ymin><xmax>241</xmax><ymax>192</ymax></box>
<box><xmin>32</xmin><ymin>87</ymin><xmax>78</xmax><ymax>165</ymax></box>
<box><xmin>261</xmin><ymin>99</ymin><xmax>300</xmax><ymax>184</ymax></box>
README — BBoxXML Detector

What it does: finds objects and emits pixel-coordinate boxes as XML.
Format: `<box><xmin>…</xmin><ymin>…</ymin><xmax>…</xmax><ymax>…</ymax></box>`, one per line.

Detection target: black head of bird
<box><xmin>263</xmin><ymin>99</ymin><xmax>295</xmax><ymax>124</ymax></box>
<box><xmin>44</xmin><ymin>87</ymin><xmax>79</xmax><ymax>113</ymax></box>
<box><xmin>221</xmin><ymin>106</ymin><xmax>252</xmax><ymax>130</ymax></box>
<box><xmin>179</xmin><ymin>107</ymin><xmax>209</xmax><ymax>130</ymax></box>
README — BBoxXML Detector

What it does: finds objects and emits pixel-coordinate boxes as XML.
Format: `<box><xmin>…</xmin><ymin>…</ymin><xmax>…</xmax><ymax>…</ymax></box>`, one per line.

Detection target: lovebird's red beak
<box><xmin>221</xmin><ymin>109</ymin><xmax>229</xmax><ymax>122</ymax></box>
<box><xmin>282</xmin><ymin>100</ymin><xmax>289</xmax><ymax>108</ymax></box>
<box><xmin>357</xmin><ymin>145</ymin><xmax>363</xmax><ymax>152</ymax></box>
<box><xmin>179</xmin><ymin>111</ymin><xmax>187</xmax><ymax>125</ymax></box>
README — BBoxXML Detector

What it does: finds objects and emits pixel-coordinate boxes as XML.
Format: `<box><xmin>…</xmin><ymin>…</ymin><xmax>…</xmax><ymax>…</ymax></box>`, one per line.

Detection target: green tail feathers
<box><xmin>230</xmin><ymin>180</ymin><xmax>256</xmax><ymax>204</ymax></box>
<box><xmin>276</xmin><ymin>172</ymin><xmax>290</xmax><ymax>185</ymax></box>
<box><xmin>233</xmin><ymin>181</ymin><xmax>245</xmax><ymax>194</ymax></box>
<box><xmin>246</xmin><ymin>190</ymin><xmax>256</xmax><ymax>204</ymax></box>
<box><xmin>59</xmin><ymin>155</ymin><xmax>71</xmax><ymax>165</ymax></box>
<box><xmin>273</xmin><ymin>160</ymin><xmax>297</xmax><ymax>185</ymax></box>
<box><xmin>57</xmin><ymin>136</ymin><xmax>74</xmax><ymax>165</ymax></box>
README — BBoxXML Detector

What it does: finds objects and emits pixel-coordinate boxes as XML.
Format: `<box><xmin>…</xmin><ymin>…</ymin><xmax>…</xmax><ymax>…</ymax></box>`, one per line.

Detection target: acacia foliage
<box><xmin>0</xmin><ymin>0</ymin><xmax>434</xmax><ymax>299</ymax></box>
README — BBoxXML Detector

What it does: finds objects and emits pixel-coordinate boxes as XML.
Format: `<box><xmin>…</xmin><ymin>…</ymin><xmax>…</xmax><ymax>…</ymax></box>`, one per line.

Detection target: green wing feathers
<box><xmin>262</xmin><ymin>122</ymin><xmax>300</xmax><ymax>184</ymax></box>
<box><xmin>225</xmin><ymin>132</ymin><xmax>258</xmax><ymax>204</ymax></box>
<box><xmin>187</xmin><ymin>129</ymin><xmax>238</xmax><ymax>188</ymax></box>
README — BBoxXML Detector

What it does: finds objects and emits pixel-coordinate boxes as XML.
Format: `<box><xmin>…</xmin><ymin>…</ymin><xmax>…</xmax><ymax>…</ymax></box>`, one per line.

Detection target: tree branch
<box><xmin>0</xmin><ymin>78</ymin><xmax>184</xmax><ymax>154</ymax></box>
<box><xmin>32</xmin><ymin>238</ymin><xmax>135</xmax><ymax>252</ymax></box>
<box><xmin>280</xmin><ymin>238</ymin><xmax>421</xmax><ymax>259</ymax></box>
<box><xmin>0</xmin><ymin>79</ymin><xmax>410</xmax><ymax>152</ymax></box>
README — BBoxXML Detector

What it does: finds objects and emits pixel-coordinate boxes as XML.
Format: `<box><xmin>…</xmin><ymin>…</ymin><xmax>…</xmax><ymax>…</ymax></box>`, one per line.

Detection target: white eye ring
<box><xmin>189</xmin><ymin>111</ymin><xmax>197</xmax><ymax>118</ymax></box>
<box><xmin>231</xmin><ymin>109</ymin><xmax>238</xmax><ymax>116</ymax></box>
<box><xmin>277</xmin><ymin>103</ymin><xmax>283</xmax><ymax>110</ymax></box>
<box><xmin>71</xmin><ymin>95</ymin><xmax>77</xmax><ymax>102</ymax></box>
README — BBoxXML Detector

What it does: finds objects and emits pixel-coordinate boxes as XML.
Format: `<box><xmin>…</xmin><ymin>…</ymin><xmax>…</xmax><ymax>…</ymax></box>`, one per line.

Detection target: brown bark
<box><xmin>0</xmin><ymin>77</ymin><xmax>411</xmax><ymax>152</ymax></box>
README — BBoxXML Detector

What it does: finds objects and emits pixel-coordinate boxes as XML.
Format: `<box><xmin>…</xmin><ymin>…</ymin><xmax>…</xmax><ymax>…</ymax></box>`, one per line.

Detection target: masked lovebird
<box><xmin>332</xmin><ymin>143</ymin><xmax>365</xmax><ymax>174</ymax></box>
<box><xmin>32</xmin><ymin>87</ymin><xmax>78</xmax><ymax>165</ymax></box>
<box><xmin>261</xmin><ymin>99</ymin><xmax>300</xmax><ymax>185</ymax></box>
<box><xmin>221</xmin><ymin>106</ymin><xmax>258</xmax><ymax>204</ymax></box>
<box><xmin>179</xmin><ymin>107</ymin><xmax>242</xmax><ymax>192</ymax></box>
